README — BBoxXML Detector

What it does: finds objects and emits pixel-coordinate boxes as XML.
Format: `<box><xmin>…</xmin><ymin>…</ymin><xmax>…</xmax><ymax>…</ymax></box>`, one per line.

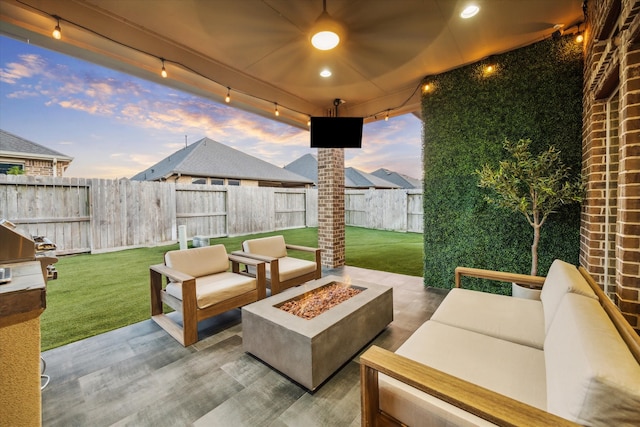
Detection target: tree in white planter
<box><xmin>476</xmin><ymin>139</ymin><xmax>583</xmax><ymax>276</ymax></box>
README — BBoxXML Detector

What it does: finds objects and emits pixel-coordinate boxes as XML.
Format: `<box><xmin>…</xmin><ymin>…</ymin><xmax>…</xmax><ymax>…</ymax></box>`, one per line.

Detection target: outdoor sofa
<box><xmin>360</xmin><ymin>259</ymin><xmax>640</xmax><ymax>426</ymax></box>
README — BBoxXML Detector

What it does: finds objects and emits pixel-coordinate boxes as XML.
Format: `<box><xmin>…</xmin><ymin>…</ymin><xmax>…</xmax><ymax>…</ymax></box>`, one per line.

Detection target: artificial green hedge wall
<box><xmin>422</xmin><ymin>36</ymin><xmax>583</xmax><ymax>292</ymax></box>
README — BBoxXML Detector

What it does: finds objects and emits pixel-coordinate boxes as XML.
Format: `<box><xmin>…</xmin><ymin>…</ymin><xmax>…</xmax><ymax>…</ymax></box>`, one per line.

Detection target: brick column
<box><xmin>617</xmin><ymin>38</ymin><xmax>640</xmax><ymax>329</ymax></box>
<box><xmin>318</xmin><ymin>148</ymin><xmax>345</xmax><ymax>268</ymax></box>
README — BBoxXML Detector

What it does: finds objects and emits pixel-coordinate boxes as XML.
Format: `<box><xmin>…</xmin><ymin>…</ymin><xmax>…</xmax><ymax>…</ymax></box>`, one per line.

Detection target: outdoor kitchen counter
<box><xmin>0</xmin><ymin>260</ymin><xmax>46</xmax><ymax>427</ymax></box>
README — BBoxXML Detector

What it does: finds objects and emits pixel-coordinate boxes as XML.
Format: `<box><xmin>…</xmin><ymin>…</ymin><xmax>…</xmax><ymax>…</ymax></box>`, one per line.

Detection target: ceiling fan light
<box><xmin>312</xmin><ymin>31</ymin><xmax>340</xmax><ymax>50</ymax></box>
<box><xmin>460</xmin><ymin>5</ymin><xmax>480</xmax><ymax>19</ymax></box>
<box><xmin>310</xmin><ymin>10</ymin><xmax>344</xmax><ymax>50</ymax></box>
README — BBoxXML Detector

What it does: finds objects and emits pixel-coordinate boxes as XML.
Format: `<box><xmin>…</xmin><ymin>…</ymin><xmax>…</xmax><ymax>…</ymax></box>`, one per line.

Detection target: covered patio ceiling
<box><xmin>0</xmin><ymin>0</ymin><xmax>584</xmax><ymax>129</ymax></box>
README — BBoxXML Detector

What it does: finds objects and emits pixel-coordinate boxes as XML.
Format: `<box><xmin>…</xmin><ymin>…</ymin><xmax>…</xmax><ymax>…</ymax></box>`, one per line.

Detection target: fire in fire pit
<box><xmin>278</xmin><ymin>281</ymin><xmax>363</xmax><ymax>319</ymax></box>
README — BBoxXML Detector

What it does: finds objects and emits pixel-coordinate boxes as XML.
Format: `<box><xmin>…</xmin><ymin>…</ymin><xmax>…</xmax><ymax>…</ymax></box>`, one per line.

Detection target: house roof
<box><xmin>283</xmin><ymin>153</ymin><xmax>318</xmax><ymax>184</ymax></box>
<box><xmin>283</xmin><ymin>154</ymin><xmax>401</xmax><ymax>189</ymax></box>
<box><xmin>0</xmin><ymin>129</ymin><xmax>73</xmax><ymax>161</ymax></box>
<box><xmin>371</xmin><ymin>168</ymin><xmax>422</xmax><ymax>189</ymax></box>
<box><xmin>130</xmin><ymin>137</ymin><xmax>313</xmax><ymax>185</ymax></box>
<box><xmin>345</xmin><ymin>168</ymin><xmax>400</xmax><ymax>189</ymax></box>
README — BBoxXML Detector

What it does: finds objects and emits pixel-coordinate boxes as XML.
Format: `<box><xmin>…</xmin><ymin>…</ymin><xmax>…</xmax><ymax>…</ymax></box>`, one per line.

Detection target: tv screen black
<box><xmin>310</xmin><ymin>117</ymin><xmax>363</xmax><ymax>148</ymax></box>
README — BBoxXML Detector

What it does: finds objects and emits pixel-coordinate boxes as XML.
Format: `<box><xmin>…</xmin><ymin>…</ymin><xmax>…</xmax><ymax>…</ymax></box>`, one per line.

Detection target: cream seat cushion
<box><xmin>430</xmin><ymin>288</ymin><xmax>545</xmax><ymax>349</ymax></box>
<box><xmin>242</xmin><ymin>235</ymin><xmax>287</xmax><ymax>258</ymax></box>
<box><xmin>544</xmin><ymin>293</ymin><xmax>640</xmax><ymax>425</ymax></box>
<box><xmin>379</xmin><ymin>321</ymin><xmax>546</xmax><ymax>427</ymax></box>
<box><xmin>166</xmin><ymin>272</ymin><xmax>256</xmax><ymax>309</ymax></box>
<box><xmin>540</xmin><ymin>259</ymin><xmax>597</xmax><ymax>332</ymax></box>
<box><xmin>242</xmin><ymin>236</ymin><xmax>316</xmax><ymax>282</ymax></box>
<box><xmin>164</xmin><ymin>244</ymin><xmax>230</xmax><ymax>277</ymax></box>
<box><xmin>269</xmin><ymin>256</ymin><xmax>316</xmax><ymax>282</ymax></box>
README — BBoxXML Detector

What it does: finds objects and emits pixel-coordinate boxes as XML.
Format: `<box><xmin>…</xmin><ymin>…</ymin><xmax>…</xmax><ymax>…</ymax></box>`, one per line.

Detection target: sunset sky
<box><xmin>0</xmin><ymin>35</ymin><xmax>423</xmax><ymax>180</ymax></box>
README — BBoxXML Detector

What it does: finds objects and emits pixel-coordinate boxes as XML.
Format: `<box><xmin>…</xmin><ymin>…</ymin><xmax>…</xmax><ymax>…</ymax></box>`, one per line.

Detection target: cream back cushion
<box><xmin>540</xmin><ymin>259</ymin><xmax>596</xmax><ymax>332</ymax></box>
<box><xmin>242</xmin><ymin>235</ymin><xmax>287</xmax><ymax>258</ymax></box>
<box><xmin>165</xmin><ymin>244</ymin><xmax>229</xmax><ymax>277</ymax></box>
<box><xmin>544</xmin><ymin>293</ymin><xmax>640</xmax><ymax>425</ymax></box>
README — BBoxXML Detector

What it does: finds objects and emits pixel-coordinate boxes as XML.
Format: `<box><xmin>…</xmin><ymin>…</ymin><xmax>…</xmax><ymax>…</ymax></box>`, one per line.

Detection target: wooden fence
<box><xmin>0</xmin><ymin>175</ymin><xmax>422</xmax><ymax>255</ymax></box>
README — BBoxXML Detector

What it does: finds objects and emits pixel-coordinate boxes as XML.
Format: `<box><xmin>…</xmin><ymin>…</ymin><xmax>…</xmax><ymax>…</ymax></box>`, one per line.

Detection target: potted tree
<box><xmin>476</xmin><ymin>138</ymin><xmax>583</xmax><ymax>298</ymax></box>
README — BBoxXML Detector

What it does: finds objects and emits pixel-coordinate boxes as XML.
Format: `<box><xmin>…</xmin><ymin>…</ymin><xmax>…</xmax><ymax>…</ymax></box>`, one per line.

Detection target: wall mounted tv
<box><xmin>310</xmin><ymin>117</ymin><xmax>364</xmax><ymax>148</ymax></box>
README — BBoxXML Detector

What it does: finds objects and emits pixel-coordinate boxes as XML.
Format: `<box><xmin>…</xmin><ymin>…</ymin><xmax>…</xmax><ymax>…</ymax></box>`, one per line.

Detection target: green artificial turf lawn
<box><xmin>41</xmin><ymin>227</ymin><xmax>423</xmax><ymax>350</ymax></box>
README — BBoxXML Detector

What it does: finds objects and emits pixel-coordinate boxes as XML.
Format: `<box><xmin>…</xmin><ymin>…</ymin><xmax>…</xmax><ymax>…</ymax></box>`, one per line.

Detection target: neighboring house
<box><xmin>0</xmin><ymin>129</ymin><xmax>73</xmax><ymax>176</ymax></box>
<box><xmin>131</xmin><ymin>137</ymin><xmax>313</xmax><ymax>188</ymax></box>
<box><xmin>371</xmin><ymin>168</ymin><xmax>422</xmax><ymax>189</ymax></box>
<box><xmin>344</xmin><ymin>167</ymin><xmax>401</xmax><ymax>189</ymax></box>
<box><xmin>284</xmin><ymin>153</ymin><xmax>403</xmax><ymax>189</ymax></box>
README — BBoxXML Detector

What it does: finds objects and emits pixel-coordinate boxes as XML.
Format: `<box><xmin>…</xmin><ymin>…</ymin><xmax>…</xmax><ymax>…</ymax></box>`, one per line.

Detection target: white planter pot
<box><xmin>512</xmin><ymin>282</ymin><xmax>542</xmax><ymax>300</ymax></box>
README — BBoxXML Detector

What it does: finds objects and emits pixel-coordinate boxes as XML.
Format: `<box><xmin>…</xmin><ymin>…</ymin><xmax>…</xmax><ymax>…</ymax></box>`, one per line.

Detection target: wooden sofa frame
<box><xmin>150</xmin><ymin>253</ymin><xmax>266</xmax><ymax>346</ymax></box>
<box><xmin>233</xmin><ymin>243</ymin><xmax>322</xmax><ymax>294</ymax></box>
<box><xmin>360</xmin><ymin>266</ymin><xmax>640</xmax><ymax>427</ymax></box>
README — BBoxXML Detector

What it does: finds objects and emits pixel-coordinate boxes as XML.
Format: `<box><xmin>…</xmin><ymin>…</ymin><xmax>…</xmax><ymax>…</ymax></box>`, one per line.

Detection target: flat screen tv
<box><xmin>310</xmin><ymin>117</ymin><xmax>363</xmax><ymax>148</ymax></box>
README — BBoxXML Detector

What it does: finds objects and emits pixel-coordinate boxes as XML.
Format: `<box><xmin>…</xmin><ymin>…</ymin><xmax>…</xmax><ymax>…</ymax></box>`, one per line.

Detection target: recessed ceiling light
<box><xmin>320</xmin><ymin>69</ymin><xmax>332</xmax><ymax>78</ymax></box>
<box><xmin>460</xmin><ymin>5</ymin><xmax>480</xmax><ymax>19</ymax></box>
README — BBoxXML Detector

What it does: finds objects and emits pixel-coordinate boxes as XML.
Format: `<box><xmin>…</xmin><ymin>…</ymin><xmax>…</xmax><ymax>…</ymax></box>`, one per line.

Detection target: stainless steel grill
<box><xmin>0</xmin><ymin>219</ymin><xmax>58</xmax><ymax>282</ymax></box>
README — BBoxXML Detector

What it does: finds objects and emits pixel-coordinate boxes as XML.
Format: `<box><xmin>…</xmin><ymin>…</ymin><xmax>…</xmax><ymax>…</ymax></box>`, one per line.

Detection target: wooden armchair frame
<box><xmin>360</xmin><ymin>346</ymin><xmax>579</xmax><ymax>427</ymax></box>
<box><xmin>150</xmin><ymin>253</ymin><xmax>266</xmax><ymax>346</ymax></box>
<box><xmin>233</xmin><ymin>242</ymin><xmax>322</xmax><ymax>295</ymax></box>
<box><xmin>454</xmin><ymin>266</ymin><xmax>546</xmax><ymax>289</ymax></box>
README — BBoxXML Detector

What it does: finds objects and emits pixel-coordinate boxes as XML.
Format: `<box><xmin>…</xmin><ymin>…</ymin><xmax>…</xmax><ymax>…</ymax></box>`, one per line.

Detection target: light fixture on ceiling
<box><xmin>310</xmin><ymin>0</ymin><xmax>344</xmax><ymax>50</ymax></box>
<box><xmin>460</xmin><ymin>5</ymin><xmax>480</xmax><ymax>19</ymax></box>
<box><xmin>160</xmin><ymin>58</ymin><xmax>167</xmax><ymax>78</ymax></box>
<box><xmin>320</xmin><ymin>68</ymin><xmax>332</xmax><ymax>77</ymax></box>
<box><xmin>52</xmin><ymin>16</ymin><xmax>62</xmax><ymax>39</ymax></box>
<box><xmin>225</xmin><ymin>87</ymin><xmax>231</xmax><ymax>103</ymax></box>
<box><xmin>274</xmin><ymin>103</ymin><xmax>280</xmax><ymax>116</ymax></box>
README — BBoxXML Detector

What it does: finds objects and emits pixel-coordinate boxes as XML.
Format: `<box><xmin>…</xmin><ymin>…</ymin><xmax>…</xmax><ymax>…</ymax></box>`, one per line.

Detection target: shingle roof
<box><xmin>345</xmin><ymin>167</ymin><xmax>400</xmax><ymax>189</ymax></box>
<box><xmin>371</xmin><ymin>168</ymin><xmax>422</xmax><ymax>189</ymax></box>
<box><xmin>130</xmin><ymin>137</ymin><xmax>312</xmax><ymax>184</ymax></box>
<box><xmin>283</xmin><ymin>154</ymin><xmax>400</xmax><ymax>189</ymax></box>
<box><xmin>283</xmin><ymin>153</ymin><xmax>318</xmax><ymax>184</ymax></box>
<box><xmin>0</xmin><ymin>129</ymin><xmax>73</xmax><ymax>160</ymax></box>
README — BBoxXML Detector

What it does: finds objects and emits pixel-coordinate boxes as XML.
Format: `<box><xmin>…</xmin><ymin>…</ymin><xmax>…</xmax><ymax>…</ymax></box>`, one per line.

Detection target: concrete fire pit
<box><xmin>241</xmin><ymin>275</ymin><xmax>393</xmax><ymax>391</ymax></box>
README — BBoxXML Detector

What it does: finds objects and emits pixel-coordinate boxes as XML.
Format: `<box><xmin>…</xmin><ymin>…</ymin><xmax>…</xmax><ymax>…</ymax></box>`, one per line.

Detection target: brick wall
<box><xmin>583</xmin><ymin>0</ymin><xmax>640</xmax><ymax>331</ymax></box>
<box><xmin>23</xmin><ymin>159</ymin><xmax>69</xmax><ymax>177</ymax></box>
<box><xmin>317</xmin><ymin>148</ymin><xmax>345</xmax><ymax>268</ymax></box>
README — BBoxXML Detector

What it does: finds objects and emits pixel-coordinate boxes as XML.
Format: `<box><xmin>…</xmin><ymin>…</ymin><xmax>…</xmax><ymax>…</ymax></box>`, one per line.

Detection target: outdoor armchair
<box><xmin>149</xmin><ymin>244</ymin><xmax>266</xmax><ymax>346</ymax></box>
<box><xmin>233</xmin><ymin>235</ymin><xmax>321</xmax><ymax>295</ymax></box>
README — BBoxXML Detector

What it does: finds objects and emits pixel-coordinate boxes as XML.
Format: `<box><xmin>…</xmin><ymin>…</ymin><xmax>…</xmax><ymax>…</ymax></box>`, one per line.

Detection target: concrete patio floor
<box><xmin>41</xmin><ymin>266</ymin><xmax>448</xmax><ymax>426</ymax></box>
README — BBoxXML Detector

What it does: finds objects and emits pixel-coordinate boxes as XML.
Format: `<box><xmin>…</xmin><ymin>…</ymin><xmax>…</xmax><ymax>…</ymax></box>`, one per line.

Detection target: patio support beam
<box><xmin>318</xmin><ymin>148</ymin><xmax>345</xmax><ymax>268</ymax></box>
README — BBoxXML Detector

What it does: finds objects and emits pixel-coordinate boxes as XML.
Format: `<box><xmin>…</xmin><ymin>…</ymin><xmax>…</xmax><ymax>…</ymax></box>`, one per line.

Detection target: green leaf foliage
<box><xmin>422</xmin><ymin>36</ymin><xmax>583</xmax><ymax>290</ymax></box>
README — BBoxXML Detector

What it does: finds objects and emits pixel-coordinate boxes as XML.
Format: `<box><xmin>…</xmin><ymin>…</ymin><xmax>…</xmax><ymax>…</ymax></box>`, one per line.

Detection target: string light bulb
<box><xmin>576</xmin><ymin>33</ymin><xmax>584</xmax><ymax>43</ymax></box>
<box><xmin>385</xmin><ymin>111</ymin><xmax>389</xmax><ymax>121</ymax></box>
<box><xmin>307</xmin><ymin>117</ymin><xmax>311</xmax><ymax>127</ymax></box>
<box><xmin>274</xmin><ymin>103</ymin><xmax>280</xmax><ymax>116</ymax></box>
<box><xmin>225</xmin><ymin>87</ymin><xmax>231</xmax><ymax>103</ymax></box>
<box><xmin>52</xmin><ymin>16</ymin><xmax>62</xmax><ymax>40</ymax></box>
<box><xmin>160</xmin><ymin>58</ymin><xmax>167</xmax><ymax>78</ymax></box>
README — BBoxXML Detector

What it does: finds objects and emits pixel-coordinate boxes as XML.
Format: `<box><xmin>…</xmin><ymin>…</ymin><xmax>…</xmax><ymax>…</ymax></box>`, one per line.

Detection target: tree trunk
<box><xmin>531</xmin><ymin>224</ymin><xmax>540</xmax><ymax>276</ymax></box>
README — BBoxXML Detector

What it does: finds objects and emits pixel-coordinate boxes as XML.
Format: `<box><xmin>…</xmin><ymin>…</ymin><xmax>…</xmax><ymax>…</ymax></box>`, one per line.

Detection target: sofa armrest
<box><xmin>231</xmin><ymin>250</ymin><xmax>278</xmax><ymax>263</ymax></box>
<box><xmin>360</xmin><ymin>345</ymin><xmax>578</xmax><ymax>427</ymax></box>
<box><xmin>228</xmin><ymin>254</ymin><xmax>267</xmax><ymax>299</ymax></box>
<box><xmin>455</xmin><ymin>266</ymin><xmax>546</xmax><ymax>289</ymax></box>
<box><xmin>150</xmin><ymin>263</ymin><xmax>195</xmax><ymax>284</ymax></box>
<box><xmin>285</xmin><ymin>243</ymin><xmax>321</xmax><ymax>253</ymax></box>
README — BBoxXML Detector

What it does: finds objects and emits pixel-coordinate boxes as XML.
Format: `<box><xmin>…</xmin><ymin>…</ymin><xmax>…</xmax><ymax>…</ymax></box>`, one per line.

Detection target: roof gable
<box><xmin>0</xmin><ymin>129</ymin><xmax>73</xmax><ymax>160</ymax></box>
<box><xmin>131</xmin><ymin>137</ymin><xmax>312</xmax><ymax>184</ymax></box>
<box><xmin>371</xmin><ymin>168</ymin><xmax>421</xmax><ymax>189</ymax></box>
